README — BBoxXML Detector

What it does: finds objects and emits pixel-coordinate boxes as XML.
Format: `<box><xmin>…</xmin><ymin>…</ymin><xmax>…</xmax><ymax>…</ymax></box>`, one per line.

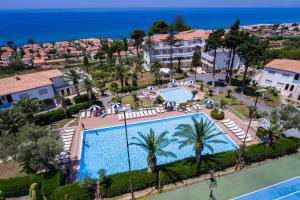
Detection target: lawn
<box><xmin>0</xmin><ymin>160</ymin><xmax>26</xmax><ymax>179</ymax></box>
<box><xmin>230</xmin><ymin>105</ymin><xmax>250</xmax><ymax>118</ymax></box>
<box><xmin>210</xmin><ymin>92</ymin><xmax>243</xmax><ymax>106</ymax></box>
<box><xmin>122</xmin><ymin>95</ymin><xmax>154</xmax><ymax>109</ymax></box>
<box><xmin>49</xmin><ymin>117</ymin><xmax>76</xmax><ymax>129</ymax></box>
<box><xmin>149</xmin><ymin>155</ymin><xmax>300</xmax><ymax>200</ymax></box>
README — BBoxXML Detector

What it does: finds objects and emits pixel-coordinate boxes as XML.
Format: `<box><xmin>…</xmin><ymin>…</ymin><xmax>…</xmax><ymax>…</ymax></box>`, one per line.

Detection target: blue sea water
<box><xmin>1</xmin><ymin>8</ymin><xmax>300</xmax><ymax>46</ymax></box>
<box><xmin>79</xmin><ymin>113</ymin><xmax>237</xmax><ymax>180</ymax></box>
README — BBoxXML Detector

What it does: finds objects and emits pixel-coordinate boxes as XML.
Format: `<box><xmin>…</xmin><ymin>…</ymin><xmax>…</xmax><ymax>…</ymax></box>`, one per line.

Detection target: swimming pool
<box><xmin>233</xmin><ymin>176</ymin><xmax>300</xmax><ymax>200</ymax></box>
<box><xmin>159</xmin><ymin>87</ymin><xmax>199</xmax><ymax>103</ymax></box>
<box><xmin>79</xmin><ymin>113</ymin><xmax>237</xmax><ymax>180</ymax></box>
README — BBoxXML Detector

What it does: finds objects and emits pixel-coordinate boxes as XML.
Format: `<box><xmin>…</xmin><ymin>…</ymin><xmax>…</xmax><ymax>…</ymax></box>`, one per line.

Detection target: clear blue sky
<box><xmin>1</xmin><ymin>0</ymin><xmax>300</xmax><ymax>9</ymax></box>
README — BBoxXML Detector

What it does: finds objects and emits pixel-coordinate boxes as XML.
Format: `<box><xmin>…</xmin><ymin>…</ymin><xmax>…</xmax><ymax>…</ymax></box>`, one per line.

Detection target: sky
<box><xmin>1</xmin><ymin>0</ymin><xmax>300</xmax><ymax>9</ymax></box>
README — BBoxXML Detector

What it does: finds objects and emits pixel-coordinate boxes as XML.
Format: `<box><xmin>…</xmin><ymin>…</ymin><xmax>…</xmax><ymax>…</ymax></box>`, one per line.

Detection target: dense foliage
<box><xmin>210</xmin><ymin>109</ymin><xmax>225</xmax><ymax>120</ymax></box>
<box><xmin>51</xmin><ymin>183</ymin><xmax>93</xmax><ymax>200</ymax></box>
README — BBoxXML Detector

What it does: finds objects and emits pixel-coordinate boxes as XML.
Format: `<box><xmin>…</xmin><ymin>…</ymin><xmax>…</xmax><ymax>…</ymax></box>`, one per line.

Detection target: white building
<box><xmin>0</xmin><ymin>69</ymin><xmax>76</xmax><ymax>109</ymax></box>
<box><xmin>257</xmin><ymin>59</ymin><xmax>300</xmax><ymax>100</ymax></box>
<box><xmin>143</xmin><ymin>30</ymin><xmax>244</xmax><ymax>71</ymax></box>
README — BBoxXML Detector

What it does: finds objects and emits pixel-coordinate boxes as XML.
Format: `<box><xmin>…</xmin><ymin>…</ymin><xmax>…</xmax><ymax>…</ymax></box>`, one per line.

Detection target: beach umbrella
<box><xmin>147</xmin><ymin>86</ymin><xmax>155</xmax><ymax>91</ymax></box>
<box><xmin>164</xmin><ymin>101</ymin><xmax>175</xmax><ymax>110</ymax></box>
<box><xmin>204</xmin><ymin>99</ymin><xmax>214</xmax><ymax>105</ymax></box>
<box><xmin>170</xmin><ymin>79</ymin><xmax>177</xmax><ymax>83</ymax></box>
<box><xmin>188</xmin><ymin>80</ymin><xmax>194</xmax><ymax>84</ymax></box>
<box><xmin>111</xmin><ymin>103</ymin><xmax>121</xmax><ymax>110</ymax></box>
<box><xmin>89</xmin><ymin>105</ymin><xmax>101</xmax><ymax>111</ymax></box>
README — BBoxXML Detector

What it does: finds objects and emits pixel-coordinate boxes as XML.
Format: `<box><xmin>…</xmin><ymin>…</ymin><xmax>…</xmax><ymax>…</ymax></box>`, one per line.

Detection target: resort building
<box><xmin>143</xmin><ymin>29</ymin><xmax>244</xmax><ymax>71</ymax></box>
<box><xmin>0</xmin><ymin>69</ymin><xmax>76</xmax><ymax>109</ymax></box>
<box><xmin>256</xmin><ymin>59</ymin><xmax>300</xmax><ymax>100</ymax></box>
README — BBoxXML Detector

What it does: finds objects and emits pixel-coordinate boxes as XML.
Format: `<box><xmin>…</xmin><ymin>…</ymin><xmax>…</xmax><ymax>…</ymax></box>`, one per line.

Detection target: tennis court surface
<box><xmin>233</xmin><ymin>176</ymin><xmax>300</xmax><ymax>200</ymax></box>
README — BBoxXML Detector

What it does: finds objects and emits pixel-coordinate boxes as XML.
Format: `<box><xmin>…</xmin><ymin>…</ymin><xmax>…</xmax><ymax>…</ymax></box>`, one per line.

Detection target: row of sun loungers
<box><xmin>60</xmin><ymin>129</ymin><xmax>75</xmax><ymax>152</ymax></box>
<box><xmin>118</xmin><ymin>107</ymin><xmax>165</xmax><ymax>121</ymax></box>
<box><xmin>80</xmin><ymin>110</ymin><xmax>92</xmax><ymax>119</ymax></box>
<box><xmin>221</xmin><ymin>119</ymin><xmax>253</xmax><ymax>143</ymax></box>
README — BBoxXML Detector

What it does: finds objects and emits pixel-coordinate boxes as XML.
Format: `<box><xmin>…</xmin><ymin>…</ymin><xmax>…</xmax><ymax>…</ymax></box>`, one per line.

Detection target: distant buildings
<box><xmin>257</xmin><ymin>59</ymin><xmax>300</xmax><ymax>100</ymax></box>
<box><xmin>0</xmin><ymin>69</ymin><xmax>76</xmax><ymax>109</ymax></box>
<box><xmin>143</xmin><ymin>29</ymin><xmax>244</xmax><ymax>71</ymax></box>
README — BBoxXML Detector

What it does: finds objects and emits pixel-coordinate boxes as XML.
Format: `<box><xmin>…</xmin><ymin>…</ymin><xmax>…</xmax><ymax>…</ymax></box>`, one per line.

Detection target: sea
<box><xmin>1</xmin><ymin>8</ymin><xmax>300</xmax><ymax>46</ymax></box>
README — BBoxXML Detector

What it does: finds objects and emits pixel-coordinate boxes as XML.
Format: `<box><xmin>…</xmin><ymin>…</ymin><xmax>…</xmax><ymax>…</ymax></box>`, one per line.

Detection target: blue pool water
<box><xmin>233</xmin><ymin>176</ymin><xmax>300</xmax><ymax>200</ymax></box>
<box><xmin>159</xmin><ymin>88</ymin><xmax>199</xmax><ymax>103</ymax></box>
<box><xmin>79</xmin><ymin>113</ymin><xmax>237</xmax><ymax>180</ymax></box>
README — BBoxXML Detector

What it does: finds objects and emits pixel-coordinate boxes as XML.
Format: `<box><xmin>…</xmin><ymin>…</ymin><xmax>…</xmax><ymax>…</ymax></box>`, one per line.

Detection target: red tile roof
<box><xmin>266</xmin><ymin>59</ymin><xmax>300</xmax><ymax>73</ymax></box>
<box><xmin>151</xmin><ymin>29</ymin><xmax>210</xmax><ymax>42</ymax></box>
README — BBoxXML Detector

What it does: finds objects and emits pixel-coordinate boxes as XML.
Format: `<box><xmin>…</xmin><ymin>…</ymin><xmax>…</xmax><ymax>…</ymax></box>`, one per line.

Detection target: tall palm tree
<box><xmin>114</xmin><ymin>65</ymin><xmax>127</xmax><ymax>90</ymax></box>
<box><xmin>122</xmin><ymin>37</ymin><xmax>129</xmax><ymax>63</ymax></box>
<box><xmin>163</xmin><ymin>26</ymin><xmax>182</xmax><ymax>78</ymax></box>
<box><xmin>174</xmin><ymin>117</ymin><xmax>226</xmax><ymax>163</ymax></box>
<box><xmin>261</xmin><ymin>123</ymin><xmax>281</xmax><ymax>145</ymax></box>
<box><xmin>111</xmin><ymin>40</ymin><xmax>124</xmax><ymax>65</ymax></box>
<box><xmin>237</xmin><ymin>32</ymin><xmax>268</xmax><ymax>94</ymax></box>
<box><xmin>192</xmin><ymin>46</ymin><xmax>202</xmax><ymax>81</ymax></box>
<box><xmin>224</xmin><ymin>19</ymin><xmax>242</xmax><ymax>85</ymax></box>
<box><xmin>191</xmin><ymin>90</ymin><xmax>198</xmax><ymax>101</ymax></box>
<box><xmin>64</xmin><ymin>69</ymin><xmax>81</xmax><ymax>96</ymax></box>
<box><xmin>83</xmin><ymin>78</ymin><xmax>94</xmax><ymax>105</ymax></box>
<box><xmin>176</xmin><ymin>56</ymin><xmax>183</xmax><ymax>73</ymax></box>
<box><xmin>205</xmin><ymin>29</ymin><xmax>225</xmax><ymax>88</ymax></box>
<box><xmin>144</xmin><ymin>33</ymin><xmax>155</xmax><ymax>64</ymax></box>
<box><xmin>131</xmin><ymin>129</ymin><xmax>176</xmax><ymax>173</ymax></box>
<box><xmin>131</xmin><ymin>29</ymin><xmax>145</xmax><ymax>68</ymax></box>
<box><xmin>132</xmin><ymin>92</ymin><xmax>139</xmax><ymax>109</ymax></box>
<box><xmin>14</xmin><ymin>96</ymin><xmax>40</xmax><ymax>123</ymax></box>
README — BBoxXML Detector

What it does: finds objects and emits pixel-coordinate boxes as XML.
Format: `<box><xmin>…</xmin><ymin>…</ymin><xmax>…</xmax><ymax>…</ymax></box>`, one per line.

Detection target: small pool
<box><xmin>159</xmin><ymin>87</ymin><xmax>199</xmax><ymax>103</ymax></box>
<box><xmin>79</xmin><ymin>113</ymin><xmax>237</xmax><ymax>180</ymax></box>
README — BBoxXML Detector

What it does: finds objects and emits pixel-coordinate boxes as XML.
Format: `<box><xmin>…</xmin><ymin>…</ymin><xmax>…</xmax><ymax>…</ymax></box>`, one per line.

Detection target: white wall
<box><xmin>11</xmin><ymin>85</ymin><xmax>55</xmax><ymax>101</ymax></box>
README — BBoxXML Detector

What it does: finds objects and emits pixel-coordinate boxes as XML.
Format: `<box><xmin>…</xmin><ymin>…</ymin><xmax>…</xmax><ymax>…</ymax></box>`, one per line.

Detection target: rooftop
<box><xmin>150</xmin><ymin>29</ymin><xmax>210</xmax><ymax>42</ymax></box>
<box><xmin>266</xmin><ymin>59</ymin><xmax>300</xmax><ymax>73</ymax></box>
<box><xmin>0</xmin><ymin>69</ymin><xmax>63</xmax><ymax>96</ymax></box>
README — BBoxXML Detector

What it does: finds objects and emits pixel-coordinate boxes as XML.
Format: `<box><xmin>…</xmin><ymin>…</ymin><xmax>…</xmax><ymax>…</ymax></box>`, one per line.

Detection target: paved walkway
<box><xmin>148</xmin><ymin>154</ymin><xmax>300</xmax><ymax>200</ymax></box>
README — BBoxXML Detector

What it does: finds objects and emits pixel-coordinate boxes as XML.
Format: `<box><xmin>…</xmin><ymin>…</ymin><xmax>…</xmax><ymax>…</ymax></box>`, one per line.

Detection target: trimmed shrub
<box><xmin>67</xmin><ymin>102</ymin><xmax>90</xmax><ymax>115</ymax></box>
<box><xmin>51</xmin><ymin>183</ymin><xmax>93</xmax><ymax>200</ymax></box>
<box><xmin>210</xmin><ymin>109</ymin><xmax>225</xmax><ymax>120</ymax></box>
<box><xmin>0</xmin><ymin>171</ymin><xmax>61</xmax><ymax>198</ymax></box>
<box><xmin>35</xmin><ymin>109</ymin><xmax>65</xmax><ymax>126</ymax></box>
<box><xmin>73</xmin><ymin>95</ymin><xmax>89</xmax><ymax>104</ymax></box>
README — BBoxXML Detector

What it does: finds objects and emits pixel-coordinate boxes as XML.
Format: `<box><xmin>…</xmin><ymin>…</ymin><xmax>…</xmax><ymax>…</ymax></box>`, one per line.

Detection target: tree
<box><xmin>191</xmin><ymin>90</ymin><xmax>198</xmax><ymax>101</ymax></box>
<box><xmin>0</xmin><ymin>190</ymin><xmax>5</xmax><ymax>200</ymax></box>
<box><xmin>192</xmin><ymin>46</ymin><xmax>202</xmax><ymax>81</ymax></box>
<box><xmin>28</xmin><ymin>39</ymin><xmax>35</xmax><ymax>45</ymax></box>
<box><xmin>173</xmin><ymin>15</ymin><xmax>191</xmax><ymax>32</ymax></box>
<box><xmin>131</xmin><ymin>129</ymin><xmax>176</xmax><ymax>173</ymax></box>
<box><xmin>83</xmin><ymin>78</ymin><xmax>94</xmax><ymax>105</ymax></box>
<box><xmin>224</xmin><ymin>19</ymin><xmax>242</xmax><ymax>85</ymax></box>
<box><xmin>29</xmin><ymin>183</ymin><xmax>43</xmax><ymax>200</ymax></box>
<box><xmin>144</xmin><ymin>33</ymin><xmax>155</xmax><ymax>64</ymax></box>
<box><xmin>132</xmin><ymin>73</ymin><xmax>138</xmax><ymax>87</ymax></box>
<box><xmin>163</xmin><ymin>26</ymin><xmax>182</xmax><ymax>78</ymax></box>
<box><xmin>261</xmin><ymin>123</ymin><xmax>281</xmax><ymax>145</ymax></box>
<box><xmin>83</xmin><ymin>55</ymin><xmax>90</xmax><ymax>73</ymax></box>
<box><xmin>57</xmin><ymin>95</ymin><xmax>70</xmax><ymax>117</ymax></box>
<box><xmin>0</xmin><ymin>108</ymin><xmax>25</xmax><ymax>136</ymax></box>
<box><xmin>122</xmin><ymin>37</ymin><xmax>129</xmax><ymax>62</ymax></box>
<box><xmin>173</xmin><ymin>117</ymin><xmax>226</xmax><ymax>163</ymax></box>
<box><xmin>16</xmin><ymin>125</ymin><xmax>63</xmax><ymax>173</ymax></box>
<box><xmin>96</xmin><ymin>80</ymin><xmax>106</xmax><ymax>96</ymax></box>
<box><xmin>94</xmin><ymin>49</ymin><xmax>106</xmax><ymax>66</ymax></box>
<box><xmin>149</xmin><ymin>20</ymin><xmax>169</xmax><ymax>34</ymax></box>
<box><xmin>111</xmin><ymin>40</ymin><xmax>124</xmax><ymax>65</ymax></box>
<box><xmin>237</xmin><ymin>32</ymin><xmax>268</xmax><ymax>94</ymax></box>
<box><xmin>205</xmin><ymin>29</ymin><xmax>225</xmax><ymax>87</ymax></box>
<box><xmin>132</xmin><ymin>92</ymin><xmax>139</xmax><ymax>108</ymax></box>
<box><xmin>14</xmin><ymin>96</ymin><xmax>40</xmax><ymax>123</ymax></box>
<box><xmin>96</xmin><ymin>169</ymin><xmax>107</xmax><ymax>200</ymax></box>
<box><xmin>109</xmin><ymin>82</ymin><xmax>119</xmax><ymax>95</ymax></box>
<box><xmin>131</xmin><ymin>29</ymin><xmax>145</xmax><ymax>68</ymax></box>
<box><xmin>114</xmin><ymin>65</ymin><xmax>127</xmax><ymax>90</ymax></box>
<box><xmin>176</xmin><ymin>56</ymin><xmax>183</xmax><ymax>73</ymax></box>
<box><xmin>6</xmin><ymin>40</ymin><xmax>14</xmax><ymax>48</ymax></box>
<box><xmin>65</xmin><ymin>69</ymin><xmax>81</xmax><ymax>96</ymax></box>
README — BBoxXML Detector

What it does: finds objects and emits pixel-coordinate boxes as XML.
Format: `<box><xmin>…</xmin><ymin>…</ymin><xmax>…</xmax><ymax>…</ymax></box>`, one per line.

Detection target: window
<box><xmin>290</xmin><ymin>85</ymin><xmax>294</xmax><ymax>91</ymax></box>
<box><xmin>19</xmin><ymin>93</ymin><xmax>29</xmax><ymax>99</ymax></box>
<box><xmin>66</xmin><ymin>88</ymin><xmax>71</xmax><ymax>95</ymax></box>
<box><xmin>39</xmin><ymin>89</ymin><xmax>48</xmax><ymax>95</ymax></box>
<box><xmin>264</xmin><ymin>79</ymin><xmax>272</xmax><ymax>84</ymax></box>
<box><xmin>284</xmin><ymin>84</ymin><xmax>290</xmax><ymax>90</ymax></box>
<box><xmin>268</xmin><ymin>70</ymin><xmax>276</xmax><ymax>74</ymax></box>
<box><xmin>294</xmin><ymin>74</ymin><xmax>300</xmax><ymax>80</ymax></box>
<box><xmin>276</xmin><ymin>82</ymin><xmax>284</xmax><ymax>88</ymax></box>
<box><xmin>282</xmin><ymin>73</ymin><xmax>290</xmax><ymax>77</ymax></box>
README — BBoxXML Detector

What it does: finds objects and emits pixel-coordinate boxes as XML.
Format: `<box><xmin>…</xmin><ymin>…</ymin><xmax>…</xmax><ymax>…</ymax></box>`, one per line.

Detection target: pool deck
<box><xmin>70</xmin><ymin>108</ymin><xmax>259</xmax><ymax>160</ymax></box>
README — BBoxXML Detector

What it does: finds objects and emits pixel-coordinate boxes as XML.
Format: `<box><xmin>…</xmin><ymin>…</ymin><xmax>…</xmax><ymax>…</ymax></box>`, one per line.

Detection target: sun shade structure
<box><xmin>89</xmin><ymin>105</ymin><xmax>101</xmax><ymax>111</ymax></box>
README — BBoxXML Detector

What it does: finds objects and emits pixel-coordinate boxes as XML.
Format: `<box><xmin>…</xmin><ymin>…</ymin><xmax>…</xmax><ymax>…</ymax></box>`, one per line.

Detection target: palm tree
<box><xmin>96</xmin><ymin>80</ymin><xmax>106</xmax><ymax>96</ymax></box>
<box><xmin>131</xmin><ymin>129</ymin><xmax>176</xmax><ymax>173</ymax></box>
<box><xmin>14</xmin><ymin>96</ymin><xmax>40</xmax><ymax>123</ymax></box>
<box><xmin>261</xmin><ymin>123</ymin><xmax>281</xmax><ymax>145</ymax></box>
<box><xmin>0</xmin><ymin>108</ymin><xmax>25</xmax><ymax>136</ymax></box>
<box><xmin>114</xmin><ymin>65</ymin><xmax>127</xmax><ymax>90</ymax></box>
<box><xmin>192</xmin><ymin>46</ymin><xmax>202</xmax><ymax>81</ymax></box>
<box><xmin>191</xmin><ymin>90</ymin><xmax>198</xmax><ymax>101</ymax></box>
<box><xmin>224</xmin><ymin>19</ymin><xmax>242</xmax><ymax>85</ymax></box>
<box><xmin>83</xmin><ymin>78</ymin><xmax>94</xmax><ymax>105</ymax></box>
<box><xmin>205</xmin><ymin>29</ymin><xmax>225</xmax><ymax>88</ymax></box>
<box><xmin>163</xmin><ymin>26</ymin><xmax>182</xmax><ymax>78</ymax></box>
<box><xmin>57</xmin><ymin>95</ymin><xmax>69</xmax><ymax>117</ymax></box>
<box><xmin>173</xmin><ymin>117</ymin><xmax>226</xmax><ymax>163</ymax></box>
<box><xmin>64</xmin><ymin>69</ymin><xmax>81</xmax><ymax>96</ymax></box>
<box><xmin>132</xmin><ymin>92</ymin><xmax>139</xmax><ymax>109</ymax></box>
<box><xmin>111</xmin><ymin>40</ymin><xmax>124</xmax><ymax>65</ymax></box>
<box><xmin>83</xmin><ymin>55</ymin><xmax>90</xmax><ymax>73</ymax></box>
<box><xmin>96</xmin><ymin>168</ymin><xmax>107</xmax><ymax>200</ymax></box>
<box><xmin>144</xmin><ymin>33</ymin><xmax>155</xmax><ymax>64</ymax></box>
<box><xmin>131</xmin><ymin>29</ymin><xmax>145</xmax><ymax>68</ymax></box>
<box><xmin>237</xmin><ymin>32</ymin><xmax>268</xmax><ymax>94</ymax></box>
<box><xmin>176</xmin><ymin>56</ymin><xmax>183</xmax><ymax>73</ymax></box>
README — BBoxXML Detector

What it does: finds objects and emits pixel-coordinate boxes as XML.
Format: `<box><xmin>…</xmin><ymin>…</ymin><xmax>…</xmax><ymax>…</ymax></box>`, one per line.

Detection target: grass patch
<box><xmin>0</xmin><ymin>160</ymin><xmax>26</xmax><ymax>179</ymax></box>
<box><xmin>231</xmin><ymin>105</ymin><xmax>249</xmax><ymax>118</ymax></box>
<box><xmin>122</xmin><ymin>95</ymin><xmax>154</xmax><ymax>109</ymax></box>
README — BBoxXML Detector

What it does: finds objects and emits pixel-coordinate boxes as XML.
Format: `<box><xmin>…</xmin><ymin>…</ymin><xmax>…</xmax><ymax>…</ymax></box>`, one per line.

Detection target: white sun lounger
<box><xmin>226</xmin><ymin>124</ymin><xmax>237</xmax><ymax>128</ymax></box>
<box><xmin>238</xmin><ymin>135</ymin><xmax>252</xmax><ymax>140</ymax></box>
<box><xmin>156</xmin><ymin>107</ymin><xmax>161</xmax><ymax>113</ymax></box>
<box><xmin>80</xmin><ymin>111</ymin><xmax>86</xmax><ymax>118</ymax></box>
<box><xmin>64</xmin><ymin>141</ymin><xmax>72</xmax><ymax>146</ymax></box>
<box><xmin>235</xmin><ymin>131</ymin><xmax>246</xmax><ymax>136</ymax></box>
<box><xmin>129</xmin><ymin>112</ymin><xmax>134</xmax><ymax>119</ymax></box>
<box><xmin>221</xmin><ymin>119</ymin><xmax>230</xmax><ymax>123</ymax></box>
<box><xmin>107</xmin><ymin>109</ymin><xmax>112</xmax><ymax>115</ymax></box>
<box><xmin>229</xmin><ymin>126</ymin><xmax>240</xmax><ymax>131</ymax></box>
<box><xmin>136</xmin><ymin>111</ymin><xmax>141</xmax><ymax>118</ymax></box>
<box><xmin>62</xmin><ymin>135</ymin><xmax>73</xmax><ymax>139</ymax></box>
<box><xmin>232</xmin><ymin>128</ymin><xmax>243</xmax><ymax>133</ymax></box>
<box><xmin>186</xmin><ymin>107</ymin><xmax>192</xmax><ymax>112</ymax></box>
<box><xmin>152</xmin><ymin>109</ymin><xmax>157</xmax><ymax>115</ymax></box>
<box><xmin>160</xmin><ymin>107</ymin><xmax>165</xmax><ymax>113</ymax></box>
<box><xmin>224</xmin><ymin>121</ymin><xmax>235</xmax><ymax>125</ymax></box>
<box><xmin>86</xmin><ymin>110</ymin><xmax>91</xmax><ymax>118</ymax></box>
<box><xmin>147</xmin><ymin>109</ymin><xmax>153</xmax><ymax>116</ymax></box>
<box><xmin>61</xmin><ymin>132</ymin><xmax>74</xmax><ymax>137</ymax></box>
<box><xmin>193</xmin><ymin>105</ymin><xmax>198</xmax><ymax>110</ymax></box>
<box><xmin>125</xmin><ymin>112</ymin><xmax>130</xmax><ymax>119</ymax></box>
<box><xmin>245</xmin><ymin>137</ymin><xmax>253</xmax><ymax>142</ymax></box>
<box><xmin>139</xmin><ymin>111</ymin><xmax>145</xmax><ymax>117</ymax></box>
<box><xmin>118</xmin><ymin>114</ymin><xmax>123</xmax><ymax>121</ymax></box>
<box><xmin>132</xmin><ymin>112</ymin><xmax>137</xmax><ymax>118</ymax></box>
<box><xmin>143</xmin><ymin>110</ymin><xmax>149</xmax><ymax>116</ymax></box>
<box><xmin>63</xmin><ymin>138</ymin><xmax>73</xmax><ymax>143</ymax></box>
<box><xmin>63</xmin><ymin>129</ymin><xmax>75</xmax><ymax>133</ymax></box>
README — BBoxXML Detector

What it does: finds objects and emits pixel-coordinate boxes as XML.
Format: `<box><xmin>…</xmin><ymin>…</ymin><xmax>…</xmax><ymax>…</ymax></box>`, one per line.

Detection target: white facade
<box><xmin>257</xmin><ymin>67</ymin><xmax>300</xmax><ymax>100</ymax></box>
<box><xmin>143</xmin><ymin>30</ymin><xmax>244</xmax><ymax>71</ymax></box>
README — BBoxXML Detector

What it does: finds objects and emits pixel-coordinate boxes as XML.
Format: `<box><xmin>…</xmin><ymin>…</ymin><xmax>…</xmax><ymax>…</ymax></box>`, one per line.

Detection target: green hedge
<box><xmin>0</xmin><ymin>170</ymin><xmax>61</xmax><ymax>198</ymax></box>
<box><xmin>51</xmin><ymin>183</ymin><xmax>93</xmax><ymax>200</ymax></box>
<box><xmin>210</xmin><ymin>109</ymin><xmax>225</xmax><ymax>120</ymax></box>
<box><xmin>100</xmin><ymin>137</ymin><xmax>299</xmax><ymax>198</ymax></box>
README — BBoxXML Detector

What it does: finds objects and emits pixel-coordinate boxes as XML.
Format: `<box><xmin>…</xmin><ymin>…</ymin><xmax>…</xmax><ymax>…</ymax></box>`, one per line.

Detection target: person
<box><xmin>81</xmin><ymin>122</ymin><xmax>86</xmax><ymax>130</ymax></box>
